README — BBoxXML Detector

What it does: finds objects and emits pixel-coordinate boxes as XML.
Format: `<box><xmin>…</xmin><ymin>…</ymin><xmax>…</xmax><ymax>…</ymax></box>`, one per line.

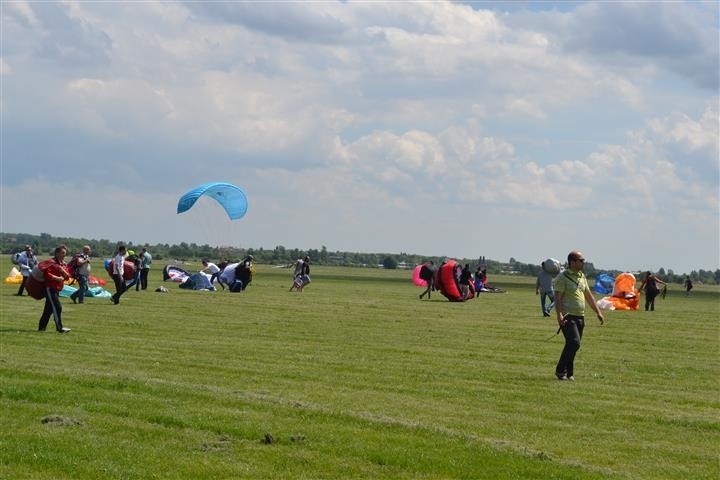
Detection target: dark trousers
<box><xmin>17</xmin><ymin>276</ymin><xmax>28</xmax><ymax>295</ymax></box>
<box><xmin>210</xmin><ymin>273</ymin><xmax>224</xmax><ymax>290</ymax></box>
<box><xmin>112</xmin><ymin>274</ymin><xmax>127</xmax><ymax>304</ymax></box>
<box><xmin>140</xmin><ymin>268</ymin><xmax>150</xmax><ymax>290</ymax></box>
<box><xmin>39</xmin><ymin>287</ymin><xmax>64</xmax><ymax>331</ymax></box>
<box><xmin>645</xmin><ymin>292</ymin><xmax>658</xmax><ymax>311</ymax></box>
<box><xmin>556</xmin><ymin>315</ymin><xmax>584</xmax><ymax>378</ymax></box>
<box><xmin>70</xmin><ymin>274</ymin><xmax>89</xmax><ymax>303</ymax></box>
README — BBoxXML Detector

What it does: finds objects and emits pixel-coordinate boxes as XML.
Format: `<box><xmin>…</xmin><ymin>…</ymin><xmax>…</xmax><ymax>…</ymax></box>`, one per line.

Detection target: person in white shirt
<box><xmin>201</xmin><ymin>259</ymin><xmax>225</xmax><ymax>290</ymax></box>
<box><xmin>16</xmin><ymin>245</ymin><xmax>37</xmax><ymax>296</ymax></box>
<box><xmin>111</xmin><ymin>245</ymin><xmax>128</xmax><ymax>305</ymax></box>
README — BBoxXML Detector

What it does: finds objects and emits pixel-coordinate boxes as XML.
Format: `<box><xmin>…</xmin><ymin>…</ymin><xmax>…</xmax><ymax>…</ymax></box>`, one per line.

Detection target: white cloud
<box><xmin>505</xmin><ymin>97</ymin><xmax>547</xmax><ymax>120</ymax></box>
<box><xmin>1</xmin><ymin>1</ymin><xmax>717</xmax><ymax>272</ymax></box>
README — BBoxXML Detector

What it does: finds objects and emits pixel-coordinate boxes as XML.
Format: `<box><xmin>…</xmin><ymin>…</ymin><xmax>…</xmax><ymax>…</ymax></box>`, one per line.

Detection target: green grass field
<box><xmin>1</xmin><ymin>260</ymin><xmax>718</xmax><ymax>479</ymax></box>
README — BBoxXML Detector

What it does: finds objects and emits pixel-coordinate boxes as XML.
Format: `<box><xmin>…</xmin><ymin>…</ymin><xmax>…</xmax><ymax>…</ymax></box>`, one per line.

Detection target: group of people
<box><xmin>548</xmin><ymin>253</ymin><xmax>704</xmax><ymax>381</ymax></box>
<box><xmin>538</xmin><ymin>266</ymin><xmax>695</xmax><ymax>316</ymax></box>
<box><xmin>191</xmin><ymin>255</ymin><xmax>255</xmax><ymax>292</ymax></box>
<box><xmin>13</xmin><ymin>243</ymin><xmax>155</xmax><ymax>331</ymax></box>
<box><xmin>417</xmin><ymin>261</ymin><xmax>493</xmax><ymax>300</ymax></box>
<box><xmin>12</xmin><ymin>243</ymin><xmax>700</xmax><ymax>386</ymax></box>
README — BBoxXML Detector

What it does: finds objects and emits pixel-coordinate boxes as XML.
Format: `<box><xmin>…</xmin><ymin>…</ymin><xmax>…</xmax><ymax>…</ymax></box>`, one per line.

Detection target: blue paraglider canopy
<box><xmin>594</xmin><ymin>272</ymin><xmax>615</xmax><ymax>295</ymax></box>
<box><xmin>177</xmin><ymin>182</ymin><xmax>248</xmax><ymax>220</ymax></box>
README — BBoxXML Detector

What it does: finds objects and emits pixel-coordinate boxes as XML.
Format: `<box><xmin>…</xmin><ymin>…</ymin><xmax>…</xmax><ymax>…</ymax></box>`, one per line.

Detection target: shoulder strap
<box><xmin>563</xmin><ymin>271</ymin><xmax>582</xmax><ymax>288</ymax></box>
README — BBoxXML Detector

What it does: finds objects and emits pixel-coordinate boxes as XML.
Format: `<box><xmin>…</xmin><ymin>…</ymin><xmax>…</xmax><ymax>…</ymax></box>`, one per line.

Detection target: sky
<box><xmin>1</xmin><ymin>1</ymin><xmax>718</xmax><ymax>274</ymax></box>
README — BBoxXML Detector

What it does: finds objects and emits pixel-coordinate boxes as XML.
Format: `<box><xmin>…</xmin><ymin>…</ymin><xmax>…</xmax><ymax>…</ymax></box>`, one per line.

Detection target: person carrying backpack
<box><xmin>418</xmin><ymin>261</ymin><xmax>435</xmax><ymax>300</ymax></box>
<box><xmin>38</xmin><ymin>244</ymin><xmax>72</xmax><ymax>333</ymax></box>
<box><xmin>69</xmin><ymin>245</ymin><xmax>92</xmax><ymax>304</ymax></box>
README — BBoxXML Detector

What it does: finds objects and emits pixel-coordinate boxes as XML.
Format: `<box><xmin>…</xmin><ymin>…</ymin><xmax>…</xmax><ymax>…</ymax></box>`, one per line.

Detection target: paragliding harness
<box><xmin>26</xmin><ymin>259</ymin><xmax>66</xmax><ymax>300</ymax></box>
<box><xmin>66</xmin><ymin>254</ymin><xmax>83</xmax><ymax>280</ymax></box>
<box><xmin>10</xmin><ymin>252</ymin><xmax>21</xmax><ymax>265</ymax></box>
<box><xmin>419</xmin><ymin>265</ymin><xmax>434</xmax><ymax>282</ymax></box>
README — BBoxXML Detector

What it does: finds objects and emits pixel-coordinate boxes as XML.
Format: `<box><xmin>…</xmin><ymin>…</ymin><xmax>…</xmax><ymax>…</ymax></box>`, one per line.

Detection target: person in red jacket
<box><xmin>39</xmin><ymin>244</ymin><xmax>72</xmax><ymax>333</ymax></box>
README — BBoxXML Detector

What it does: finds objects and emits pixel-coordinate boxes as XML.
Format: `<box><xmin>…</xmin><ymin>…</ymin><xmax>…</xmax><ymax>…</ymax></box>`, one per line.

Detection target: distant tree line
<box><xmin>2</xmin><ymin>232</ymin><xmax>718</xmax><ymax>284</ymax></box>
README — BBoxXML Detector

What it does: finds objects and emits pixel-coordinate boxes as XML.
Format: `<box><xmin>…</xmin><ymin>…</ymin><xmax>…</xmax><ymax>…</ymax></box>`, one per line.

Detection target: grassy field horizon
<box><xmin>1</xmin><ymin>260</ymin><xmax>718</xmax><ymax>479</ymax></box>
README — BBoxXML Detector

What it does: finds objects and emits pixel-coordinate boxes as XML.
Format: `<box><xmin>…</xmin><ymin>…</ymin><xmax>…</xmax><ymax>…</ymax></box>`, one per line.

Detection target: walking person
<box><xmin>536</xmin><ymin>264</ymin><xmax>556</xmax><ymax>317</ymax></box>
<box><xmin>684</xmin><ymin>275</ymin><xmax>693</xmax><ymax>296</ymax></box>
<box><xmin>139</xmin><ymin>247</ymin><xmax>152</xmax><ymax>290</ymax></box>
<box><xmin>418</xmin><ymin>261</ymin><xmax>435</xmax><ymax>300</ymax></box>
<box><xmin>111</xmin><ymin>245</ymin><xmax>128</xmax><ymax>305</ymax></box>
<box><xmin>639</xmin><ymin>271</ymin><xmax>667</xmax><ymax>311</ymax></box>
<box><xmin>16</xmin><ymin>245</ymin><xmax>37</xmax><ymax>296</ymax></box>
<box><xmin>554</xmin><ymin>251</ymin><xmax>604</xmax><ymax>381</ymax></box>
<box><xmin>69</xmin><ymin>245</ymin><xmax>92</xmax><ymax>304</ymax></box>
<box><xmin>38</xmin><ymin>245</ymin><xmax>72</xmax><ymax>333</ymax></box>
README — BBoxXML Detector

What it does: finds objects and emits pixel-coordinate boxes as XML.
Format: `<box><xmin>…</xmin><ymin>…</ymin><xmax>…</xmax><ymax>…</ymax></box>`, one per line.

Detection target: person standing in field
<box><xmin>38</xmin><ymin>244</ymin><xmax>72</xmax><ymax>333</ymax></box>
<box><xmin>684</xmin><ymin>275</ymin><xmax>693</xmax><ymax>296</ymax></box>
<box><xmin>536</xmin><ymin>265</ymin><xmax>556</xmax><ymax>317</ymax></box>
<box><xmin>554</xmin><ymin>251</ymin><xmax>604</xmax><ymax>381</ymax></box>
<box><xmin>474</xmin><ymin>266</ymin><xmax>484</xmax><ymax>297</ymax></box>
<box><xmin>418</xmin><ymin>261</ymin><xmax>435</xmax><ymax>300</ymax></box>
<box><xmin>459</xmin><ymin>263</ymin><xmax>472</xmax><ymax>299</ymax></box>
<box><xmin>16</xmin><ymin>245</ymin><xmax>37</xmax><ymax>296</ymax></box>
<box><xmin>139</xmin><ymin>247</ymin><xmax>152</xmax><ymax>290</ymax></box>
<box><xmin>639</xmin><ymin>271</ymin><xmax>667</xmax><ymax>311</ymax></box>
<box><xmin>111</xmin><ymin>245</ymin><xmax>128</xmax><ymax>305</ymax></box>
<box><xmin>69</xmin><ymin>245</ymin><xmax>92</xmax><ymax>304</ymax></box>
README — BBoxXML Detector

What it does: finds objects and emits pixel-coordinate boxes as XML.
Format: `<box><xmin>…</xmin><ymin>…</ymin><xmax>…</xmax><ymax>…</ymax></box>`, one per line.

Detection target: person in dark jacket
<box><xmin>639</xmin><ymin>271</ymin><xmax>667</xmax><ymax>311</ymax></box>
<box><xmin>459</xmin><ymin>264</ymin><xmax>473</xmax><ymax>299</ymax></box>
<box><xmin>418</xmin><ymin>261</ymin><xmax>435</xmax><ymax>300</ymax></box>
